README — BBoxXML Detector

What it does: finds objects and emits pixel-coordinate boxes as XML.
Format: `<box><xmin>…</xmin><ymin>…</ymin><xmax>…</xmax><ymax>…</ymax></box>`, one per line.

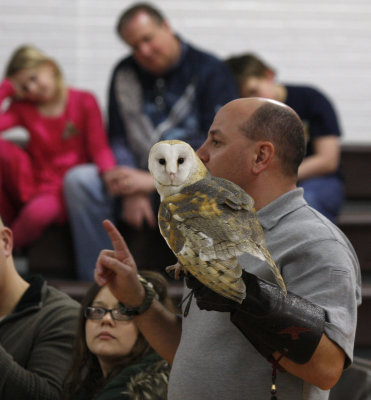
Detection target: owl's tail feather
<box><xmin>186</xmin><ymin>260</ymin><xmax>246</xmax><ymax>303</ymax></box>
<box><xmin>243</xmin><ymin>242</ymin><xmax>287</xmax><ymax>296</ymax></box>
<box><xmin>261</xmin><ymin>250</ymin><xmax>287</xmax><ymax>295</ymax></box>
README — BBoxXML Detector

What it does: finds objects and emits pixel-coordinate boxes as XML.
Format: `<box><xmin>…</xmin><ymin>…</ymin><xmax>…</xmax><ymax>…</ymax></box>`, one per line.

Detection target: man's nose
<box><xmin>137</xmin><ymin>42</ymin><xmax>152</xmax><ymax>58</ymax></box>
<box><xmin>196</xmin><ymin>145</ymin><xmax>208</xmax><ymax>163</ymax></box>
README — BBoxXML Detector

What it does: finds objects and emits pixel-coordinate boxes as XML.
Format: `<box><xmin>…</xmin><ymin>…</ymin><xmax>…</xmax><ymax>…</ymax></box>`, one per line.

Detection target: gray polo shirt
<box><xmin>168</xmin><ymin>188</ymin><xmax>361</xmax><ymax>400</ymax></box>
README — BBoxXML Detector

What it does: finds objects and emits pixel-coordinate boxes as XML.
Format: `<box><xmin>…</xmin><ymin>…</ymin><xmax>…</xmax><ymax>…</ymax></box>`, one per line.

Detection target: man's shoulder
<box><xmin>32</xmin><ymin>284</ymin><xmax>80</xmax><ymax>332</ymax></box>
<box><xmin>285</xmin><ymin>84</ymin><xmax>333</xmax><ymax>107</ymax></box>
<box><xmin>2</xmin><ymin>280</ymin><xmax>79</xmax><ymax>335</ymax></box>
<box><xmin>262</xmin><ymin>190</ymin><xmax>347</xmax><ymax>243</ymax></box>
<box><xmin>42</xmin><ymin>283</ymin><xmax>80</xmax><ymax>313</ymax></box>
<box><xmin>185</xmin><ymin>42</ymin><xmax>220</xmax><ymax>61</ymax></box>
<box><xmin>182</xmin><ymin>41</ymin><xmax>226</xmax><ymax>70</ymax></box>
<box><xmin>112</xmin><ymin>55</ymin><xmax>136</xmax><ymax>74</ymax></box>
<box><xmin>179</xmin><ymin>42</ymin><xmax>236</xmax><ymax>92</ymax></box>
<box><xmin>277</xmin><ymin>201</ymin><xmax>356</xmax><ymax>256</ymax></box>
<box><xmin>285</xmin><ymin>84</ymin><xmax>340</xmax><ymax>137</ymax></box>
<box><xmin>286</xmin><ymin>84</ymin><xmax>322</xmax><ymax>94</ymax></box>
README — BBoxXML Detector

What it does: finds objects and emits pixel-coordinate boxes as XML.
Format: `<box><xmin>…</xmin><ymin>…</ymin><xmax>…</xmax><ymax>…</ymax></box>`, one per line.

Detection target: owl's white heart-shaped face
<box><xmin>148</xmin><ymin>140</ymin><xmax>207</xmax><ymax>198</ymax></box>
<box><xmin>149</xmin><ymin>141</ymin><xmax>195</xmax><ymax>186</ymax></box>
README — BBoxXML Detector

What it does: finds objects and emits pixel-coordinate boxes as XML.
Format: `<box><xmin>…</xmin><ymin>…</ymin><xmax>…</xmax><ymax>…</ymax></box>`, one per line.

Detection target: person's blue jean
<box><xmin>298</xmin><ymin>175</ymin><xmax>344</xmax><ymax>223</ymax></box>
<box><xmin>64</xmin><ymin>164</ymin><xmax>115</xmax><ymax>281</ymax></box>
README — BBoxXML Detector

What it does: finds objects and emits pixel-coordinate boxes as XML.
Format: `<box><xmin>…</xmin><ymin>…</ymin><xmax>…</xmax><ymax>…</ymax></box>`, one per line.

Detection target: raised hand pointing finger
<box><xmin>94</xmin><ymin>220</ymin><xmax>145</xmax><ymax>306</ymax></box>
<box><xmin>102</xmin><ymin>219</ymin><xmax>134</xmax><ymax>264</ymax></box>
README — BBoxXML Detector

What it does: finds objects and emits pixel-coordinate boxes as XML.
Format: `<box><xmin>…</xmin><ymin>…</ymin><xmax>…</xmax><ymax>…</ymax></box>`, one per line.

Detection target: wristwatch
<box><xmin>119</xmin><ymin>275</ymin><xmax>157</xmax><ymax>316</ymax></box>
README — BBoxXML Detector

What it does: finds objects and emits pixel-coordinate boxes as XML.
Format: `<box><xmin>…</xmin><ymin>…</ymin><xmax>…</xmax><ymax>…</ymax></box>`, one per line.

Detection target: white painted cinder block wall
<box><xmin>1</xmin><ymin>0</ymin><xmax>370</xmax><ymax>143</ymax></box>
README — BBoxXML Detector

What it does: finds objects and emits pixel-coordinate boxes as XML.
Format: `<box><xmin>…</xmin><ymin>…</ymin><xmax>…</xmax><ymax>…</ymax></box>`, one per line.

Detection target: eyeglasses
<box><xmin>84</xmin><ymin>306</ymin><xmax>133</xmax><ymax>322</ymax></box>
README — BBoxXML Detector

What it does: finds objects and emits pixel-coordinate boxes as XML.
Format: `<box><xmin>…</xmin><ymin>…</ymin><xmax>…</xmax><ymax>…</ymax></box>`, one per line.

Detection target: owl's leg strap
<box><xmin>230</xmin><ymin>271</ymin><xmax>325</xmax><ymax>365</ymax></box>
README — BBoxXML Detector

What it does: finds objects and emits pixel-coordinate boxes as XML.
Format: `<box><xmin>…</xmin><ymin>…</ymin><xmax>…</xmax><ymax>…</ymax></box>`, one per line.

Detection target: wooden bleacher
<box><xmin>336</xmin><ymin>143</ymin><xmax>371</xmax><ymax>354</ymax></box>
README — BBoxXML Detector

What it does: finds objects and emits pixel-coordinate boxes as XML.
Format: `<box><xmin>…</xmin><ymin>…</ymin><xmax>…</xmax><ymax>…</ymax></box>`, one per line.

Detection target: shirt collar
<box><xmin>257</xmin><ymin>188</ymin><xmax>307</xmax><ymax>230</ymax></box>
<box><xmin>14</xmin><ymin>275</ymin><xmax>45</xmax><ymax>313</ymax></box>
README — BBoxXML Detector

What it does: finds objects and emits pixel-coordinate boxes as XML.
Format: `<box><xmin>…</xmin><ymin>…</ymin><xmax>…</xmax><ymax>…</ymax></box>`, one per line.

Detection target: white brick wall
<box><xmin>1</xmin><ymin>0</ymin><xmax>370</xmax><ymax>143</ymax></box>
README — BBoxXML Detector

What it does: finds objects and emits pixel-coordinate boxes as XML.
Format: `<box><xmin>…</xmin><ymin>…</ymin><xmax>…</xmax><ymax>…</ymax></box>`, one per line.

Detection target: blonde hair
<box><xmin>4</xmin><ymin>44</ymin><xmax>65</xmax><ymax>95</ymax></box>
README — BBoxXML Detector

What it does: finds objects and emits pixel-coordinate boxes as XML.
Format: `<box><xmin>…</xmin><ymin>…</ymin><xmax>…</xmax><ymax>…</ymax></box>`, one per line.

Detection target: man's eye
<box><xmin>143</xmin><ymin>34</ymin><xmax>153</xmax><ymax>43</ymax></box>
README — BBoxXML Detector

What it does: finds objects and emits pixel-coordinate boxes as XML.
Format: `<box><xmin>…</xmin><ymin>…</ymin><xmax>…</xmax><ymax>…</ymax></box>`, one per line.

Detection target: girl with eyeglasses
<box><xmin>63</xmin><ymin>270</ymin><xmax>176</xmax><ymax>400</ymax></box>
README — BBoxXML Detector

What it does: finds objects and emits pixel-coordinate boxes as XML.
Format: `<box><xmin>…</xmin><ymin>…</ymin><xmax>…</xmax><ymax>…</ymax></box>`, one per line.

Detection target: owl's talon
<box><xmin>166</xmin><ymin>263</ymin><xmax>186</xmax><ymax>280</ymax></box>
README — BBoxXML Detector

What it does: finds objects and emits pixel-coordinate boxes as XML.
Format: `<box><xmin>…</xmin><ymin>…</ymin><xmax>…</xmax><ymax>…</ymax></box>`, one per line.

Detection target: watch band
<box><xmin>119</xmin><ymin>275</ymin><xmax>157</xmax><ymax>316</ymax></box>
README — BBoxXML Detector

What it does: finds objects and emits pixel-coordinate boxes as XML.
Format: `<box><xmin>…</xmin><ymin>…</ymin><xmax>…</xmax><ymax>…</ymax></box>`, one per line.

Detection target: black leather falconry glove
<box><xmin>186</xmin><ymin>270</ymin><xmax>325</xmax><ymax>364</ymax></box>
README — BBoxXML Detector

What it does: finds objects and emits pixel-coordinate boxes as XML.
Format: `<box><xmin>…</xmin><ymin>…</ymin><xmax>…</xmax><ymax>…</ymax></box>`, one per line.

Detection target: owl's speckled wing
<box><xmin>158</xmin><ymin>174</ymin><xmax>286</xmax><ymax>303</ymax></box>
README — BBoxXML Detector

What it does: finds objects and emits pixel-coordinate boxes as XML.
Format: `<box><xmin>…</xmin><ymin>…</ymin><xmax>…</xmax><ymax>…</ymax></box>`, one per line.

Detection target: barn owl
<box><xmin>148</xmin><ymin>140</ymin><xmax>286</xmax><ymax>303</ymax></box>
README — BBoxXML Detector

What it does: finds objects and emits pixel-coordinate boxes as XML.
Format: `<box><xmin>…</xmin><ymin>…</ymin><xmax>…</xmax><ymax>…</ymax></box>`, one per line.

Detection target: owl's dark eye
<box><xmin>159</xmin><ymin>158</ymin><xmax>166</xmax><ymax>165</ymax></box>
<box><xmin>178</xmin><ymin>157</ymin><xmax>184</xmax><ymax>164</ymax></box>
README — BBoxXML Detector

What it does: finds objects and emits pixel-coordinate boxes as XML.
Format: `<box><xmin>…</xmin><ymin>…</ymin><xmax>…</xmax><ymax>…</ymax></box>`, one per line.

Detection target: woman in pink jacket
<box><xmin>0</xmin><ymin>45</ymin><xmax>116</xmax><ymax>248</ymax></box>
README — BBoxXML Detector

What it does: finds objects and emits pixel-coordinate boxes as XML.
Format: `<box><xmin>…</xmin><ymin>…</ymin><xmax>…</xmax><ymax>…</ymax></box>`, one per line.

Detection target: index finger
<box><xmin>102</xmin><ymin>219</ymin><xmax>130</xmax><ymax>254</ymax></box>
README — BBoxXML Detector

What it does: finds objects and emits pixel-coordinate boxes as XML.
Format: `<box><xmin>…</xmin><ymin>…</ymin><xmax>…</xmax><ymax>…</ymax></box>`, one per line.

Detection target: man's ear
<box><xmin>161</xmin><ymin>20</ymin><xmax>172</xmax><ymax>32</ymax></box>
<box><xmin>264</xmin><ymin>69</ymin><xmax>275</xmax><ymax>82</ymax></box>
<box><xmin>0</xmin><ymin>227</ymin><xmax>13</xmax><ymax>257</ymax></box>
<box><xmin>252</xmin><ymin>141</ymin><xmax>274</xmax><ymax>174</ymax></box>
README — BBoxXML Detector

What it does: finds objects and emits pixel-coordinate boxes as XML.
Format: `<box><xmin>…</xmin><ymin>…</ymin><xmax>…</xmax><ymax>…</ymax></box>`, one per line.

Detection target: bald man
<box><xmin>94</xmin><ymin>98</ymin><xmax>361</xmax><ymax>400</ymax></box>
<box><xmin>0</xmin><ymin>217</ymin><xmax>79</xmax><ymax>399</ymax></box>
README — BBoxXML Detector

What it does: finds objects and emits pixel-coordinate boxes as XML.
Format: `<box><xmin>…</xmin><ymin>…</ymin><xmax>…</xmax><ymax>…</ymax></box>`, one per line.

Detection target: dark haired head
<box><xmin>240</xmin><ymin>101</ymin><xmax>306</xmax><ymax>177</ymax></box>
<box><xmin>225</xmin><ymin>53</ymin><xmax>274</xmax><ymax>90</ymax></box>
<box><xmin>116</xmin><ymin>2</ymin><xmax>165</xmax><ymax>38</ymax></box>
